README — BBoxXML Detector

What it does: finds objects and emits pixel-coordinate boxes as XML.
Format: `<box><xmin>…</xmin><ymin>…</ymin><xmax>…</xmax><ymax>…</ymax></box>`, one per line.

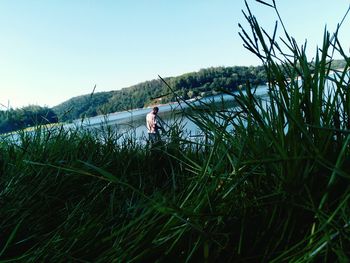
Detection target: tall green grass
<box><xmin>1</xmin><ymin>0</ymin><xmax>350</xmax><ymax>262</ymax></box>
<box><xmin>0</xmin><ymin>123</ymin><xmax>196</xmax><ymax>262</ymax></box>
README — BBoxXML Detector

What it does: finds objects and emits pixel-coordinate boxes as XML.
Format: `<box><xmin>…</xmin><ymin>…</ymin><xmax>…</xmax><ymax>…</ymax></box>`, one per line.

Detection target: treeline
<box><xmin>0</xmin><ymin>65</ymin><xmax>284</xmax><ymax>132</ymax></box>
<box><xmin>330</xmin><ymin>59</ymin><xmax>347</xmax><ymax>69</ymax></box>
<box><xmin>1</xmin><ymin>60</ymin><xmax>346</xmax><ymax>134</ymax></box>
<box><xmin>0</xmin><ymin>105</ymin><xmax>57</xmax><ymax>134</ymax></box>
<box><xmin>53</xmin><ymin>65</ymin><xmax>267</xmax><ymax>122</ymax></box>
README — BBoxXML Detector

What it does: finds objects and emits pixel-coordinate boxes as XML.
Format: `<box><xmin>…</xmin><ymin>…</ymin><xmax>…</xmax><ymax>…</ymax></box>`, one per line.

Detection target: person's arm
<box><xmin>155</xmin><ymin>116</ymin><xmax>165</xmax><ymax>132</ymax></box>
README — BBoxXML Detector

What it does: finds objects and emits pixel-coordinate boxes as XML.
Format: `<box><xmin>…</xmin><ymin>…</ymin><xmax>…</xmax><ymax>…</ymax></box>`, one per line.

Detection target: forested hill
<box><xmin>53</xmin><ymin>65</ymin><xmax>267</xmax><ymax>122</ymax></box>
<box><xmin>1</xmin><ymin>60</ymin><xmax>346</xmax><ymax>133</ymax></box>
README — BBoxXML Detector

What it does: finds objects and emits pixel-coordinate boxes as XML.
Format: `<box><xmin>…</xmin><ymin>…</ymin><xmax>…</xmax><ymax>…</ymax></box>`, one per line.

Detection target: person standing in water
<box><xmin>146</xmin><ymin>106</ymin><xmax>161</xmax><ymax>143</ymax></box>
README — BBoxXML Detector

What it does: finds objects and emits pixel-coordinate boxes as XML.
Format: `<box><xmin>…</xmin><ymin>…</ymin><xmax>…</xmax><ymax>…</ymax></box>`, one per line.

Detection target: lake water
<box><xmin>0</xmin><ymin>86</ymin><xmax>269</xmax><ymax>144</ymax></box>
<box><xmin>3</xmin><ymin>74</ymin><xmax>347</xmax><ymax>145</ymax></box>
<box><xmin>72</xmin><ymin>85</ymin><xmax>269</xmax><ymax>141</ymax></box>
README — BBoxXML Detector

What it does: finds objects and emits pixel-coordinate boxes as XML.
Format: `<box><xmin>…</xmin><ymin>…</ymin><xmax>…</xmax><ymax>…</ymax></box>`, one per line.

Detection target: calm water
<box><xmin>4</xmin><ymin>76</ymin><xmax>346</xmax><ymax>144</ymax></box>
<box><xmin>0</xmin><ymin>86</ymin><xmax>269</xmax><ymax>144</ymax></box>
<box><xmin>73</xmin><ymin>85</ymin><xmax>269</xmax><ymax>141</ymax></box>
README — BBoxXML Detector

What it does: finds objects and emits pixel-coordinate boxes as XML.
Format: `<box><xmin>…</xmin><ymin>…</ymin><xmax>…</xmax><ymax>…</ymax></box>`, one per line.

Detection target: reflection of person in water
<box><xmin>146</xmin><ymin>106</ymin><xmax>162</xmax><ymax>143</ymax></box>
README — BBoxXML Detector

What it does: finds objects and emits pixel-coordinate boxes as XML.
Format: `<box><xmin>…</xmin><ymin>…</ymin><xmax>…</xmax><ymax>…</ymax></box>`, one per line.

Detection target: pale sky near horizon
<box><xmin>0</xmin><ymin>0</ymin><xmax>349</xmax><ymax>109</ymax></box>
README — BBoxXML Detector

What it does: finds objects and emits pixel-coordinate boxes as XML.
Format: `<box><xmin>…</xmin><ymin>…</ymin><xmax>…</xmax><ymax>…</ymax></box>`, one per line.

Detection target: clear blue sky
<box><xmin>0</xmin><ymin>0</ymin><xmax>349</xmax><ymax>109</ymax></box>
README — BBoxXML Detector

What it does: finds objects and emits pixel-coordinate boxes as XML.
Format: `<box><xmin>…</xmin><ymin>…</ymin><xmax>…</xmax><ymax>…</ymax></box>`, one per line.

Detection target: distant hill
<box><xmin>52</xmin><ymin>65</ymin><xmax>267</xmax><ymax>122</ymax></box>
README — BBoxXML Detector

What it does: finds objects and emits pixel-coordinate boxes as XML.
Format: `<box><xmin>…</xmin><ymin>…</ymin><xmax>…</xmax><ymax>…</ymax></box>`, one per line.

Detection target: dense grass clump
<box><xmin>0</xmin><ymin>125</ymin><xmax>197</xmax><ymax>262</ymax></box>
<box><xmin>1</xmin><ymin>1</ymin><xmax>350</xmax><ymax>262</ymax></box>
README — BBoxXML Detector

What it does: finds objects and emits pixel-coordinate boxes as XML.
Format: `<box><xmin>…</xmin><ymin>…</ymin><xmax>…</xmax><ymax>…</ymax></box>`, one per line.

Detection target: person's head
<box><xmin>152</xmin><ymin>107</ymin><xmax>159</xmax><ymax>114</ymax></box>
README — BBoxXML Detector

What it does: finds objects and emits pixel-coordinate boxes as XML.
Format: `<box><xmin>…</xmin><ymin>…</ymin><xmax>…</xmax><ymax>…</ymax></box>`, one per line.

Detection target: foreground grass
<box><xmin>1</xmin><ymin>1</ymin><xmax>350</xmax><ymax>262</ymax></box>
<box><xmin>0</xmin><ymin>125</ymin><xmax>196</xmax><ymax>262</ymax></box>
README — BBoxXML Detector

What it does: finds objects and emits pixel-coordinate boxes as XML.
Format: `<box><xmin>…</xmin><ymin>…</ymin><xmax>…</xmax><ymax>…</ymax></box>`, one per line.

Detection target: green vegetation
<box><xmin>1</xmin><ymin>1</ymin><xmax>350</xmax><ymax>262</ymax></box>
<box><xmin>0</xmin><ymin>66</ymin><xmax>267</xmax><ymax>134</ymax></box>
<box><xmin>0</xmin><ymin>105</ymin><xmax>57</xmax><ymax>134</ymax></box>
<box><xmin>52</xmin><ymin>65</ymin><xmax>267</xmax><ymax>122</ymax></box>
